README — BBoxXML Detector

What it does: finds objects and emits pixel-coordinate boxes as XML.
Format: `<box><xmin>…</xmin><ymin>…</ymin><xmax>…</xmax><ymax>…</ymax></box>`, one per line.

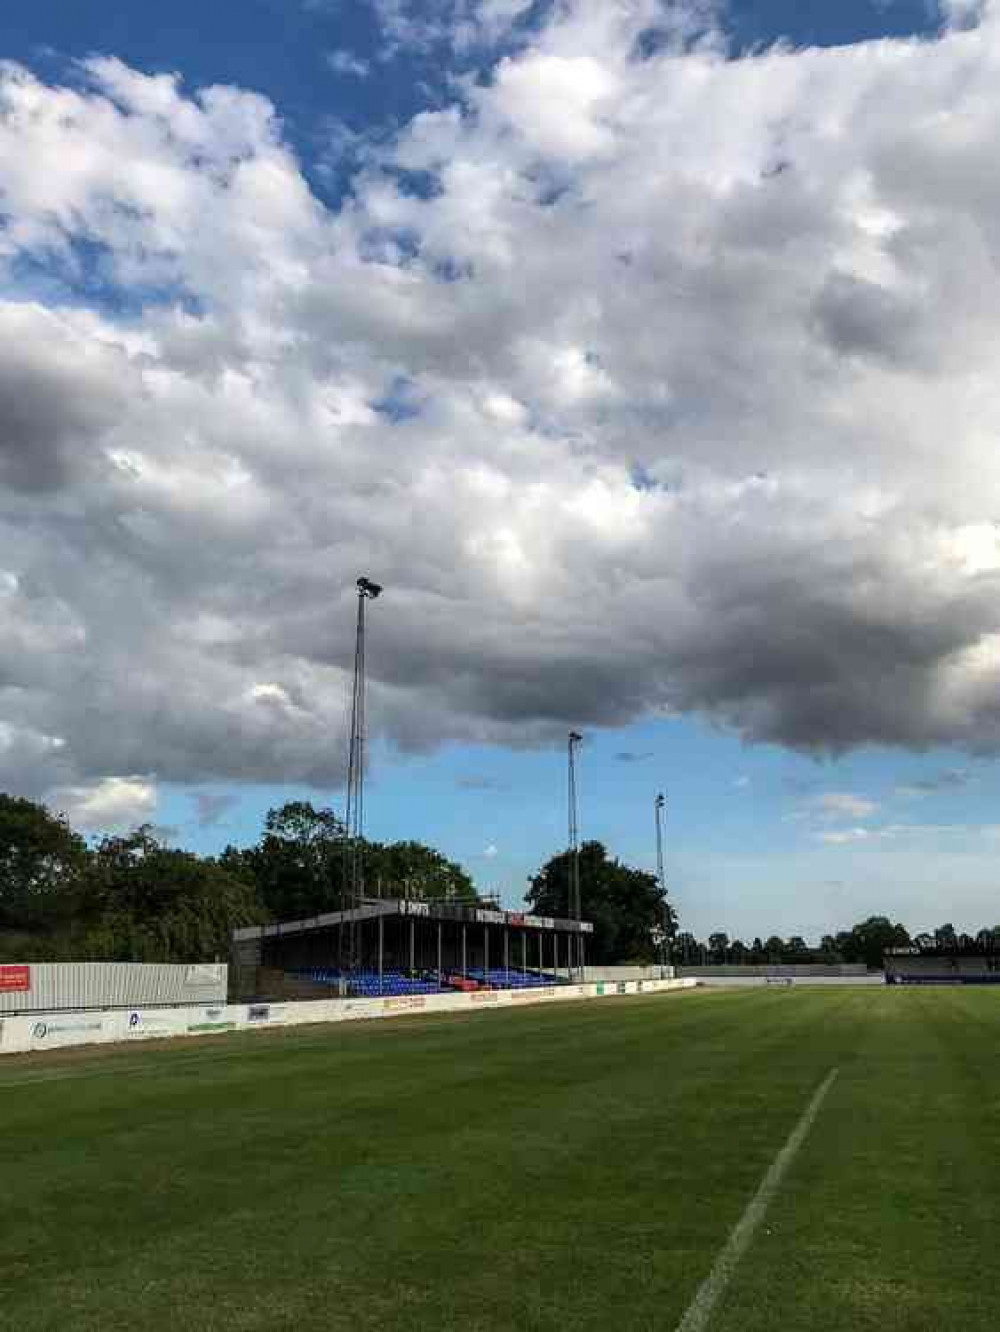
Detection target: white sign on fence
<box><xmin>0</xmin><ymin>978</ymin><xmax>697</xmax><ymax>1057</ymax></box>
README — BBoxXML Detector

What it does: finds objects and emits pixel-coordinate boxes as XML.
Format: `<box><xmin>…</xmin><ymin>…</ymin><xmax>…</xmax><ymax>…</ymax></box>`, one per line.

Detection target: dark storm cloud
<box><xmin>0</xmin><ymin>307</ymin><xmax>128</xmax><ymax>493</ymax></box>
<box><xmin>811</xmin><ymin>273</ymin><xmax>925</xmax><ymax>368</ymax></box>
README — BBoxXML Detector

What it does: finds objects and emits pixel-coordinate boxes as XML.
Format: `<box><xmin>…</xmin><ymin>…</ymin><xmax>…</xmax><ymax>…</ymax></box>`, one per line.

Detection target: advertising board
<box><xmin>30</xmin><ymin>1016</ymin><xmax>104</xmax><ymax>1049</ymax></box>
<box><xmin>0</xmin><ymin>979</ymin><xmax>698</xmax><ymax>1057</ymax></box>
<box><xmin>187</xmin><ymin>1007</ymin><xmax>236</xmax><ymax>1034</ymax></box>
<box><xmin>125</xmin><ymin>1010</ymin><xmax>181</xmax><ymax>1039</ymax></box>
<box><xmin>0</xmin><ymin>966</ymin><xmax>30</xmax><ymax>993</ymax></box>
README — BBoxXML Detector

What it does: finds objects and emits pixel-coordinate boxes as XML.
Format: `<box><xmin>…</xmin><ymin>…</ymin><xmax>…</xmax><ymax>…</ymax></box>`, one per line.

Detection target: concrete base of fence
<box><xmin>0</xmin><ymin>977</ymin><xmax>699</xmax><ymax>1056</ymax></box>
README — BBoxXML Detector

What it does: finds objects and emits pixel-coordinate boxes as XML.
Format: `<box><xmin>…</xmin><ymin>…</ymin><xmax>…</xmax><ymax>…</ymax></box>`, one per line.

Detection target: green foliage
<box><xmin>0</xmin><ymin>794</ymin><xmax>478</xmax><ymax>963</ymax></box>
<box><xmin>675</xmin><ymin>917</ymin><xmax>915</xmax><ymax>969</ymax></box>
<box><xmin>80</xmin><ymin>826</ymin><xmax>264</xmax><ymax>962</ymax></box>
<box><xmin>0</xmin><ymin>794</ymin><xmax>87</xmax><ymax>934</ymax></box>
<box><xmin>243</xmin><ymin>801</ymin><xmax>348</xmax><ymax>921</ymax></box>
<box><xmin>832</xmin><ymin>915</ymin><xmax>912</xmax><ymax>969</ymax></box>
<box><xmin>526</xmin><ymin>840</ymin><xmax>675</xmax><ymax>964</ymax></box>
<box><xmin>365</xmin><ymin>839</ymin><xmax>476</xmax><ymax>903</ymax></box>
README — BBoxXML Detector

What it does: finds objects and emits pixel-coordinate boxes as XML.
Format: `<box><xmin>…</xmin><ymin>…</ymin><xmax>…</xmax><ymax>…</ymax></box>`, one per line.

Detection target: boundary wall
<box><xmin>0</xmin><ymin>962</ymin><xmax>227</xmax><ymax>1014</ymax></box>
<box><xmin>0</xmin><ymin>976</ymin><xmax>697</xmax><ymax>1057</ymax></box>
<box><xmin>582</xmin><ymin>966</ymin><xmax>675</xmax><ymax>982</ymax></box>
<box><xmin>676</xmin><ymin>964</ymin><xmax>869</xmax><ymax>978</ymax></box>
<box><xmin>679</xmin><ymin>973</ymin><xmax>884</xmax><ymax>987</ymax></box>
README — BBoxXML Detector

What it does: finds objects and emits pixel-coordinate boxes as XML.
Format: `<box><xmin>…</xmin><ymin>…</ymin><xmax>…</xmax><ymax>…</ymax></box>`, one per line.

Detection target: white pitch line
<box><xmin>674</xmin><ymin>1066</ymin><xmax>839</xmax><ymax>1332</ymax></box>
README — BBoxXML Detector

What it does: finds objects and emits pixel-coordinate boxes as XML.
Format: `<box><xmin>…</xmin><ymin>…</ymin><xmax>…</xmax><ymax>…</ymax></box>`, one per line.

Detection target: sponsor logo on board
<box><xmin>0</xmin><ymin>965</ymin><xmax>30</xmax><ymax>993</ymax></box>
<box><xmin>383</xmin><ymin>997</ymin><xmax>427</xmax><ymax>1012</ymax></box>
<box><xmin>126</xmin><ymin>1011</ymin><xmax>175</xmax><ymax>1037</ymax></box>
<box><xmin>187</xmin><ymin>1007</ymin><xmax>235</xmax><ymax>1034</ymax></box>
<box><xmin>32</xmin><ymin>1019</ymin><xmax>102</xmax><ymax>1041</ymax></box>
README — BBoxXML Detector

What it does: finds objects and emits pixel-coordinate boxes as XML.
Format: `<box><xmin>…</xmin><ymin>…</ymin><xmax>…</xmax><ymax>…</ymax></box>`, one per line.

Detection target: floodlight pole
<box><xmin>568</xmin><ymin>730</ymin><xmax>583</xmax><ymax>979</ymax></box>
<box><xmin>343</xmin><ymin>576</ymin><xmax>382</xmax><ymax>977</ymax></box>
<box><xmin>655</xmin><ymin>792</ymin><xmax>668</xmax><ymax>974</ymax></box>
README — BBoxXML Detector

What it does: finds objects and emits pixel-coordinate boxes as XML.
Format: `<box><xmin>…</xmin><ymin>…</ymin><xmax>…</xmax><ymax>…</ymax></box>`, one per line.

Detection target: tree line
<box><xmin>0</xmin><ymin>795</ymin><xmax>476</xmax><ymax>964</ymax></box>
<box><xmin>3</xmin><ymin>791</ymin><xmax>988</xmax><ymax>971</ymax></box>
<box><xmin>671</xmin><ymin>919</ymin><xmax>1000</xmax><ymax>971</ymax></box>
<box><xmin>0</xmin><ymin>795</ymin><xmax>677</xmax><ymax>967</ymax></box>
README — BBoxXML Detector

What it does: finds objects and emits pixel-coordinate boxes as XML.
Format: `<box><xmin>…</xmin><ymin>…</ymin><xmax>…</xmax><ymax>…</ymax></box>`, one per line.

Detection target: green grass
<box><xmin>4</xmin><ymin>987</ymin><xmax>1000</xmax><ymax>1331</ymax></box>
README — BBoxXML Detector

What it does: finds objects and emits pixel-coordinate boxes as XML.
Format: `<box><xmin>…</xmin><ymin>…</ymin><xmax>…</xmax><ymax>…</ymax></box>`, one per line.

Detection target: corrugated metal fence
<box><xmin>0</xmin><ymin>962</ymin><xmax>227</xmax><ymax>1014</ymax></box>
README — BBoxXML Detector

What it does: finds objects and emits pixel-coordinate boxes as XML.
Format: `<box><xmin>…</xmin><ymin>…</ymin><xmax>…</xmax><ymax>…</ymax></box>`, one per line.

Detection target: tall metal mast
<box><xmin>568</xmin><ymin>730</ymin><xmax>583</xmax><ymax>978</ymax></box>
<box><xmin>655</xmin><ymin>792</ymin><xmax>669</xmax><ymax>970</ymax></box>
<box><xmin>343</xmin><ymin>576</ymin><xmax>382</xmax><ymax>971</ymax></box>
<box><xmin>655</xmin><ymin>792</ymin><xmax>666</xmax><ymax>900</ymax></box>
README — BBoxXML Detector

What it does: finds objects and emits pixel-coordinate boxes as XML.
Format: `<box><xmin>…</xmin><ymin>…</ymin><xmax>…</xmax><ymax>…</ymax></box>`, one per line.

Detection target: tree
<box><xmin>818</xmin><ymin>933</ymin><xmax>843</xmax><ymax>964</ymax></box>
<box><xmin>674</xmin><ymin>931</ymin><xmax>698</xmax><ymax>964</ymax></box>
<box><xmin>935</xmin><ymin>922</ymin><xmax>958</xmax><ymax>949</ymax></box>
<box><xmin>236</xmin><ymin>803</ymin><xmax>479</xmax><ymax>921</ymax></box>
<box><xmin>708</xmin><ymin>932</ymin><xmax>730</xmax><ymax>963</ymax></box>
<box><xmin>764</xmin><ymin>935</ymin><xmax>785</xmax><ymax>963</ymax></box>
<box><xmin>839</xmin><ymin>916</ymin><xmax>911</xmax><ymax>969</ymax></box>
<box><xmin>526</xmin><ymin>840</ymin><xmax>675</xmax><ymax>964</ymax></box>
<box><xmin>0</xmin><ymin>794</ymin><xmax>87</xmax><ymax>935</ymax></box>
<box><xmin>84</xmin><ymin>826</ymin><xmax>263</xmax><ymax>962</ymax></box>
<box><xmin>365</xmin><ymin>840</ymin><xmax>477</xmax><ymax>902</ymax></box>
<box><xmin>246</xmin><ymin>801</ymin><xmax>347</xmax><ymax>920</ymax></box>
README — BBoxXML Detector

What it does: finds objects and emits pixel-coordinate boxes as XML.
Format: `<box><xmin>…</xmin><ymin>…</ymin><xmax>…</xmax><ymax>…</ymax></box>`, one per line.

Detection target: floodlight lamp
<box><xmin>569</xmin><ymin>730</ymin><xmax>582</xmax><ymax>744</ymax></box>
<box><xmin>656</xmin><ymin>793</ymin><xmax>665</xmax><ymax>808</ymax></box>
<box><xmin>357</xmin><ymin>577</ymin><xmax>383</xmax><ymax>599</ymax></box>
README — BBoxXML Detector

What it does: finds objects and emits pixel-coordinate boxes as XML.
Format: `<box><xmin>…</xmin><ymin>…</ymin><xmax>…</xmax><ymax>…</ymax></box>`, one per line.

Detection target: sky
<box><xmin>3</xmin><ymin>0</ymin><xmax>1000</xmax><ymax>941</ymax></box>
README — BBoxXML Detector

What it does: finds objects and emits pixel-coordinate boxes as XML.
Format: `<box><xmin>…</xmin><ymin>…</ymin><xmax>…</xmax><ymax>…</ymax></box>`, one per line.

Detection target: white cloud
<box><xmin>813</xmin><ymin>792</ymin><xmax>880</xmax><ymax>820</ymax></box>
<box><xmin>325</xmin><ymin>50</ymin><xmax>372</xmax><ymax>77</ymax></box>
<box><xmin>46</xmin><ymin>777</ymin><xmax>158</xmax><ymax>832</ymax></box>
<box><xmin>9</xmin><ymin>6</ymin><xmax>1000</xmax><ymax>804</ymax></box>
<box><xmin>483</xmin><ymin>843</ymin><xmax>499</xmax><ymax>857</ymax></box>
<box><xmin>817</xmin><ymin>821</ymin><xmax>964</xmax><ymax>845</ymax></box>
<box><xmin>817</xmin><ymin>827</ymin><xmax>873</xmax><ymax>845</ymax></box>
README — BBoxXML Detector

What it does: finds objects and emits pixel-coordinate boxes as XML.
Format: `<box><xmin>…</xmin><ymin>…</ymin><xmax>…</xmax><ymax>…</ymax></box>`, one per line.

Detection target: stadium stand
<box><xmin>884</xmin><ymin>946</ymin><xmax>1000</xmax><ymax>984</ymax></box>
<box><xmin>297</xmin><ymin>966</ymin><xmax>567</xmax><ymax>996</ymax></box>
<box><xmin>298</xmin><ymin>968</ymin><xmax>447</xmax><ymax>997</ymax></box>
<box><xmin>232</xmin><ymin>898</ymin><xmax>594</xmax><ymax>1003</ymax></box>
<box><xmin>466</xmin><ymin>968</ymin><xmax>565</xmax><ymax>990</ymax></box>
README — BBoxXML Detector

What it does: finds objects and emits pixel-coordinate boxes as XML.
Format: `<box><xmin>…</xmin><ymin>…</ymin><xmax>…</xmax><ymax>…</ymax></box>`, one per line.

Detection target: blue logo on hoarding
<box><xmin>129</xmin><ymin>1012</ymin><xmax>141</xmax><ymax>1028</ymax></box>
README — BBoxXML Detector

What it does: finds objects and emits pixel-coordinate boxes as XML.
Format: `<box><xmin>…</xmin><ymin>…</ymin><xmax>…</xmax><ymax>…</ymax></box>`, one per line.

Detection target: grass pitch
<box><xmin>4</xmin><ymin>987</ymin><xmax>1000</xmax><ymax>1331</ymax></box>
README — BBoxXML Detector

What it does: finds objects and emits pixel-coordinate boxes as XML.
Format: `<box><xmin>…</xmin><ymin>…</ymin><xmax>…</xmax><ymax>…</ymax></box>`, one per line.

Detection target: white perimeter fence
<box><xmin>0</xmin><ymin>962</ymin><xmax>227</xmax><ymax>1014</ymax></box>
<box><xmin>0</xmin><ymin>976</ymin><xmax>698</xmax><ymax>1057</ymax></box>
